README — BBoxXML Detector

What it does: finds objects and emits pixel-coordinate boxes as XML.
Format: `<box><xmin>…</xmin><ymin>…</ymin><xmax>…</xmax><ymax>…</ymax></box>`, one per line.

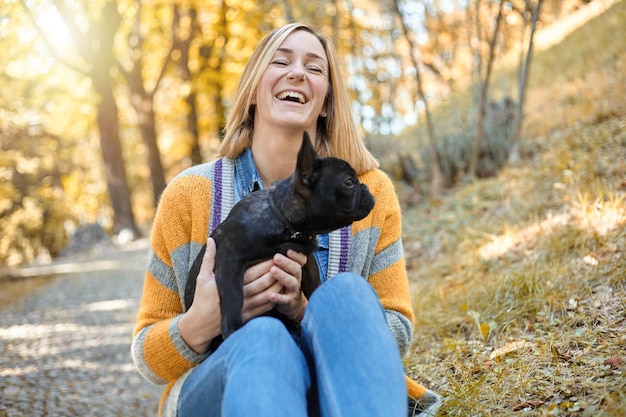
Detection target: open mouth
<box><xmin>276</xmin><ymin>91</ymin><xmax>308</xmax><ymax>104</ymax></box>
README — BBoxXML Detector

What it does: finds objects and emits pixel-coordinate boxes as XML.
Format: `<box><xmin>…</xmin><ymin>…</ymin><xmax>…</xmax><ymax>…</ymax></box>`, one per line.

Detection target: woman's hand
<box><xmin>271</xmin><ymin>250</ymin><xmax>309</xmax><ymax>322</ymax></box>
<box><xmin>178</xmin><ymin>238</ymin><xmax>222</xmax><ymax>354</ymax></box>
<box><xmin>242</xmin><ymin>250</ymin><xmax>309</xmax><ymax>323</ymax></box>
<box><xmin>180</xmin><ymin>245</ymin><xmax>310</xmax><ymax>354</ymax></box>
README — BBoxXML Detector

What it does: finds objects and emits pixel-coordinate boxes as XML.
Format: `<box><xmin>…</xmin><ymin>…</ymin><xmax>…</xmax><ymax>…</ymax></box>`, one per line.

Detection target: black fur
<box><xmin>184</xmin><ymin>131</ymin><xmax>375</xmax><ymax>339</ymax></box>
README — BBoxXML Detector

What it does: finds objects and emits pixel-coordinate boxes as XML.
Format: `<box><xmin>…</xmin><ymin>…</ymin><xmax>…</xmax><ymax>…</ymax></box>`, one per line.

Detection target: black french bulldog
<box><xmin>184</xmin><ymin>131</ymin><xmax>375</xmax><ymax>339</ymax></box>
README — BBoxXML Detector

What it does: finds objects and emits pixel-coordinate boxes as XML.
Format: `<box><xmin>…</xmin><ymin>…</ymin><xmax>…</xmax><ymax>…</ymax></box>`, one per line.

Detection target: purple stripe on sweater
<box><xmin>339</xmin><ymin>226</ymin><xmax>349</xmax><ymax>273</ymax></box>
<box><xmin>210</xmin><ymin>159</ymin><xmax>223</xmax><ymax>234</ymax></box>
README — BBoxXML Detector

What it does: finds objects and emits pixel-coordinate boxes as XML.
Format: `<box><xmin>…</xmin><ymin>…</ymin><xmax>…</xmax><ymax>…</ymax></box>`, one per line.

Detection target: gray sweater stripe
<box><xmin>369</xmin><ymin>238</ymin><xmax>404</xmax><ymax>277</ymax></box>
<box><xmin>131</xmin><ymin>326</ymin><xmax>167</xmax><ymax>385</ymax></box>
<box><xmin>210</xmin><ymin>158</ymin><xmax>235</xmax><ymax>235</ymax></box>
<box><xmin>168</xmin><ymin>315</ymin><xmax>210</xmax><ymax>363</ymax></box>
<box><xmin>147</xmin><ymin>250</ymin><xmax>177</xmax><ymax>293</ymax></box>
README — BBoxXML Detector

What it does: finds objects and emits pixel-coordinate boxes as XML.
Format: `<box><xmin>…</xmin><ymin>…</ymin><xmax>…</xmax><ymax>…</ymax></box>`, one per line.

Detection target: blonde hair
<box><xmin>218</xmin><ymin>23</ymin><xmax>378</xmax><ymax>174</ymax></box>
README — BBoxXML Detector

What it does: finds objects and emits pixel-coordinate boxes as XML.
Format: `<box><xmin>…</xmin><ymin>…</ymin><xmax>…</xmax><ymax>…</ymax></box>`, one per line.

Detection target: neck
<box><xmin>268</xmin><ymin>180</ymin><xmax>307</xmax><ymax>229</ymax></box>
<box><xmin>251</xmin><ymin>130</ymin><xmax>304</xmax><ymax>186</ymax></box>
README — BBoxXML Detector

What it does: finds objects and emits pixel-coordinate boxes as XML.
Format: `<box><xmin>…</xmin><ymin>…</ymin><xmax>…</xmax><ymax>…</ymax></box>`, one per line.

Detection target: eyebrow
<box><xmin>276</xmin><ymin>47</ymin><xmax>327</xmax><ymax>62</ymax></box>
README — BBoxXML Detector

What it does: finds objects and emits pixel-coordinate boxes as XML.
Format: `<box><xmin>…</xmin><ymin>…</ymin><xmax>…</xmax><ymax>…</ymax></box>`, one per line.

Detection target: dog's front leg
<box><xmin>301</xmin><ymin>260</ymin><xmax>321</xmax><ymax>299</ymax></box>
<box><xmin>183</xmin><ymin>244</ymin><xmax>207</xmax><ymax>311</ymax></box>
<box><xmin>215</xmin><ymin>258</ymin><xmax>246</xmax><ymax>338</ymax></box>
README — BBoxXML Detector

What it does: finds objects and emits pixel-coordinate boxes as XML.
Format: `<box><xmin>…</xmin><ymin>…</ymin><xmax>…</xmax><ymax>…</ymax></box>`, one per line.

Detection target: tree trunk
<box><xmin>392</xmin><ymin>0</ymin><xmax>443</xmax><ymax>198</ymax></box>
<box><xmin>186</xmin><ymin>91</ymin><xmax>202</xmax><ymax>165</ymax></box>
<box><xmin>123</xmin><ymin>1</ymin><xmax>168</xmax><ymax>206</ymax></box>
<box><xmin>213</xmin><ymin>2</ymin><xmax>229</xmax><ymax>139</ymax></box>
<box><xmin>509</xmin><ymin>0</ymin><xmax>543</xmax><ymax>165</ymax></box>
<box><xmin>467</xmin><ymin>0</ymin><xmax>484</xmax><ymax>83</ymax></box>
<box><xmin>173</xmin><ymin>5</ymin><xmax>202</xmax><ymax>165</ymax></box>
<box><xmin>468</xmin><ymin>0</ymin><xmax>505</xmax><ymax>178</ymax></box>
<box><xmin>52</xmin><ymin>0</ymin><xmax>139</xmax><ymax>235</ymax></box>
<box><xmin>126</xmin><ymin>61</ymin><xmax>168</xmax><ymax>204</ymax></box>
<box><xmin>137</xmin><ymin>97</ymin><xmax>167</xmax><ymax>202</ymax></box>
<box><xmin>94</xmin><ymin>83</ymin><xmax>139</xmax><ymax>235</ymax></box>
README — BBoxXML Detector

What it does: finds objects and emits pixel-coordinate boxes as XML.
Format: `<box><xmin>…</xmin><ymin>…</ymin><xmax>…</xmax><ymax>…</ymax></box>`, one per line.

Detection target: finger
<box><xmin>198</xmin><ymin>238</ymin><xmax>217</xmax><ymax>279</ymax></box>
<box><xmin>286</xmin><ymin>250</ymin><xmax>307</xmax><ymax>267</ymax></box>
<box><xmin>273</xmin><ymin>253</ymin><xmax>305</xmax><ymax>279</ymax></box>
<box><xmin>242</xmin><ymin>281</ymin><xmax>283</xmax><ymax>321</ymax></box>
<box><xmin>270</xmin><ymin>265</ymin><xmax>300</xmax><ymax>293</ymax></box>
<box><xmin>269</xmin><ymin>291</ymin><xmax>300</xmax><ymax>306</ymax></box>
<box><xmin>243</xmin><ymin>272</ymin><xmax>276</xmax><ymax>298</ymax></box>
<box><xmin>246</xmin><ymin>278</ymin><xmax>283</xmax><ymax>304</ymax></box>
<box><xmin>243</xmin><ymin>258</ymin><xmax>273</xmax><ymax>285</ymax></box>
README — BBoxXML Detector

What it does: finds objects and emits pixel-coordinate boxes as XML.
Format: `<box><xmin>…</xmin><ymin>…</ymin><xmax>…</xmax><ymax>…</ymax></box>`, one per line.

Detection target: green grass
<box><xmin>401</xmin><ymin>2</ymin><xmax>626</xmax><ymax>415</ymax></box>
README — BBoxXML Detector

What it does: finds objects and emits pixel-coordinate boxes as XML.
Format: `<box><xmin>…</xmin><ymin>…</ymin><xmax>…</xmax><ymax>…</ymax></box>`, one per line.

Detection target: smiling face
<box><xmin>253</xmin><ymin>30</ymin><xmax>330</xmax><ymax>136</ymax></box>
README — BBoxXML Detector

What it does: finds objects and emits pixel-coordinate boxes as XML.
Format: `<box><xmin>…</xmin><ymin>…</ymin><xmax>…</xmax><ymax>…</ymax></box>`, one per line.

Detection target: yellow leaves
<box><xmin>479</xmin><ymin>322</ymin><xmax>491</xmax><ymax>341</ymax></box>
<box><xmin>545</xmin><ymin>401</ymin><xmax>584</xmax><ymax>414</ymax></box>
<box><xmin>0</xmin><ymin>165</ymin><xmax>12</xmax><ymax>182</ymax></box>
<box><xmin>468</xmin><ymin>310</ymin><xmax>495</xmax><ymax>341</ymax></box>
<box><xmin>442</xmin><ymin>337</ymin><xmax>459</xmax><ymax>351</ymax></box>
<box><xmin>15</xmin><ymin>156</ymin><xmax>40</xmax><ymax>175</ymax></box>
<box><xmin>0</xmin><ymin>197</ymin><xmax>46</xmax><ymax>266</ymax></box>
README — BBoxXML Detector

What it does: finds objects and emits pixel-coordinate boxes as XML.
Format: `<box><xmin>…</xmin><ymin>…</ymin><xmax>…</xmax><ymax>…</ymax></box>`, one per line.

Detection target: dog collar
<box><xmin>268</xmin><ymin>193</ymin><xmax>314</xmax><ymax>241</ymax></box>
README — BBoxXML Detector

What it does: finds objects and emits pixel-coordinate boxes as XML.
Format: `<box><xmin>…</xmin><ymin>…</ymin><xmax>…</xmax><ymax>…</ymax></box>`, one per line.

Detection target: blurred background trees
<box><xmin>0</xmin><ymin>0</ymin><xmax>594</xmax><ymax>266</ymax></box>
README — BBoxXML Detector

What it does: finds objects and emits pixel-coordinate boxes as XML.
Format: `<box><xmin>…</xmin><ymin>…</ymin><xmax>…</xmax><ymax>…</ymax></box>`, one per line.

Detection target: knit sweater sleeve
<box><xmin>355</xmin><ymin>169</ymin><xmax>415</xmax><ymax>356</ymax></box>
<box><xmin>131</xmin><ymin>172</ymin><xmax>213</xmax><ymax>385</ymax></box>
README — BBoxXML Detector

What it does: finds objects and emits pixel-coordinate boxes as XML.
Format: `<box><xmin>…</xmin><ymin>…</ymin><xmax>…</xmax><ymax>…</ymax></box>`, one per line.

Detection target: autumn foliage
<box><xmin>0</xmin><ymin>0</ymin><xmax>618</xmax><ymax>270</ymax></box>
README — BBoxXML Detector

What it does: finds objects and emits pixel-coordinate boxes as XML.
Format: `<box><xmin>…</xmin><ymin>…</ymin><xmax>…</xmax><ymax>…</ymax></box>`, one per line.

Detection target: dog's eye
<box><xmin>344</xmin><ymin>178</ymin><xmax>355</xmax><ymax>188</ymax></box>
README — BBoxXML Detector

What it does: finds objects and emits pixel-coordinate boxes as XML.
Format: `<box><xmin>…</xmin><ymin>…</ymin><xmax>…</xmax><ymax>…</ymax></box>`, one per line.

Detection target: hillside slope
<box><xmin>403</xmin><ymin>1</ymin><xmax>625</xmax><ymax>415</ymax></box>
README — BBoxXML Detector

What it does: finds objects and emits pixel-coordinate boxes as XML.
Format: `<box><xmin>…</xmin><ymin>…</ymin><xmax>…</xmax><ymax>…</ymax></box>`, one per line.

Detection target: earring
<box><xmin>320</xmin><ymin>112</ymin><xmax>327</xmax><ymax>118</ymax></box>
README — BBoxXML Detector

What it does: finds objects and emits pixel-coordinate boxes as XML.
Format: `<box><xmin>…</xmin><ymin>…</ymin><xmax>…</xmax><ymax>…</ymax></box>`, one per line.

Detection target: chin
<box><xmin>275</xmin><ymin>118</ymin><xmax>316</xmax><ymax>132</ymax></box>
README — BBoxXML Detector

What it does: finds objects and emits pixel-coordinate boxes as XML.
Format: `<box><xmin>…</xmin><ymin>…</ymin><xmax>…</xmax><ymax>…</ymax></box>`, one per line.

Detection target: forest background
<box><xmin>0</xmin><ymin>0</ymin><xmax>592</xmax><ymax>266</ymax></box>
<box><xmin>2</xmin><ymin>0</ymin><xmax>625</xmax><ymax>415</ymax></box>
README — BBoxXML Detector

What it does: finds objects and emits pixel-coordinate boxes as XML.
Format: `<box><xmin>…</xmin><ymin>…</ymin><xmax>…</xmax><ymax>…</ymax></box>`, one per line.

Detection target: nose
<box><xmin>288</xmin><ymin>65</ymin><xmax>306</xmax><ymax>82</ymax></box>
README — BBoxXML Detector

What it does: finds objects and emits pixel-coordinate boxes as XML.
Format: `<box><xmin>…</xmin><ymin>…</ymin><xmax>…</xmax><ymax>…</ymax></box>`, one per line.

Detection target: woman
<box><xmin>132</xmin><ymin>22</ymin><xmax>440</xmax><ymax>417</ymax></box>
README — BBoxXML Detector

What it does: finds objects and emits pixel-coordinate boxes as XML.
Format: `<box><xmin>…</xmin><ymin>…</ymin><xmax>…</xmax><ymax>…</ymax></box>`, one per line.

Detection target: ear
<box><xmin>294</xmin><ymin>131</ymin><xmax>319</xmax><ymax>198</ymax></box>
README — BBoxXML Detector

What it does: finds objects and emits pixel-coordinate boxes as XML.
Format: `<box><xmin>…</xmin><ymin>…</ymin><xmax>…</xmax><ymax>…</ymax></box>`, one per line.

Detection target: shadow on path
<box><xmin>0</xmin><ymin>240</ymin><xmax>163</xmax><ymax>417</ymax></box>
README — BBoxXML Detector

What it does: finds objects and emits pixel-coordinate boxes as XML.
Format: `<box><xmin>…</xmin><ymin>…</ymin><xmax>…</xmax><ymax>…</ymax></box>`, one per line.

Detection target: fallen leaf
<box><xmin>603</xmin><ymin>356</ymin><xmax>624</xmax><ymax>367</ymax></box>
<box><xmin>480</xmin><ymin>322</ymin><xmax>491</xmax><ymax>340</ymax></box>
<box><xmin>551</xmin><ymin>345</ymin><xmax>572</xmax><ymax>363</ymax></box>
<box><xmin>512</xmin><ymin>400</ymin><xmax>545</xmax><ymax>411</ymax></box>
<box><xmin>489</xmin><ymin>340</ymin><xmax>536</xmax><ymax>360</ymax></box>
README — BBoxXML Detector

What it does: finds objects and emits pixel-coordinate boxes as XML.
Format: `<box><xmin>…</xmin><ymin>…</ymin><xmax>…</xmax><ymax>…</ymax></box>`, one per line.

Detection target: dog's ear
<box><xmin>294</xmin><ymin>131</ymin><xmax>319</xmax><ymax>198</ymax></box>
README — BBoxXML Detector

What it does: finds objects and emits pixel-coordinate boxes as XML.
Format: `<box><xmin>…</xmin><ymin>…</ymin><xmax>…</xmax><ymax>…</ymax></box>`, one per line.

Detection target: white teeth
<box><xmin>277</xmin><ymin>91</ymin><xmax>306</xmax><ymax>104</ymax></box>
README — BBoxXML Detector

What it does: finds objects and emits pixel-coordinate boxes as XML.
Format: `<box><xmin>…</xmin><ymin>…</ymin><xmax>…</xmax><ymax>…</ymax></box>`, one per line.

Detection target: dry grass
<box><xmin>402</xmin><ymin>2</ymin><xmax>626</xmax><ymax>415</ymax></box>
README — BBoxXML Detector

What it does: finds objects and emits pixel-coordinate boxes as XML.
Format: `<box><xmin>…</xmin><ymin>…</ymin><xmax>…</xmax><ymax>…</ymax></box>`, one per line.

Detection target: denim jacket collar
<box><xmin>233</xmin><ymin>148</ymin><xmax>264</xmax><ymax>203</ymax></box>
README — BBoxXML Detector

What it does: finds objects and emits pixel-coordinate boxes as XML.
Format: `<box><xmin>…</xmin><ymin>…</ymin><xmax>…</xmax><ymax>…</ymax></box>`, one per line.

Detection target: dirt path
<box><xmin>0</xmin><ymin>240</ymin><xmax>163</xmax><ymax>416</ymax></box>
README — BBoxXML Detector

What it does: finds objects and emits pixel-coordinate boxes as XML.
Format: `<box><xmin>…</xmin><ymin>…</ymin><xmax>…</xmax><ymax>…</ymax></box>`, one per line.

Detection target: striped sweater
<box><xmin>132</xmin><ymin>156</ymin><xmax>437</xmax><ymax>416</ymax></box>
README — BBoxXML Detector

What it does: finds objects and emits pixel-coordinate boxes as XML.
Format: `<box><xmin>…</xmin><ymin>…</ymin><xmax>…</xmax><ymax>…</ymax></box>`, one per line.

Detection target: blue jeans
<box><xmin>178</xmin><ymin>273</ymin><xmax>407</xmax><ymax>417</ymax></box>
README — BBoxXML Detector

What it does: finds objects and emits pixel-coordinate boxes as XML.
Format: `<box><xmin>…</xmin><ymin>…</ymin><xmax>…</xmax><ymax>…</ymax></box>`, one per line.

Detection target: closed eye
<box><xmin>272</xmin><ymin>60</ymin><xmax>325</xmax><ymax>75</ymax></box>
<box><xmin>306</xmin><ymin>65</ymin><xmax>325</xmax><ymax>74</ymax></box>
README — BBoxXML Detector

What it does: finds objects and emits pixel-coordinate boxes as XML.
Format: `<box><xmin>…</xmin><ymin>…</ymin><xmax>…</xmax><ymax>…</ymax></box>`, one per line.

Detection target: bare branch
<box><xmin>391</xmin><ymin>0</ymin><xmax>443</xmax><ymax>198</ymax></box>
<box><xmin>468</xmin><ymin>0</ymin><xmax>506</xmax><ymax>178</ymax></box>
<box><xmin>509</xmin><ymin>0</ymin><xmax>543</xmax><ymax>165</ymax></box>
<box><xmin>150</xmin><ymin>4</ymin><xmax>179</xmax><ymax>99</ymax></box>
